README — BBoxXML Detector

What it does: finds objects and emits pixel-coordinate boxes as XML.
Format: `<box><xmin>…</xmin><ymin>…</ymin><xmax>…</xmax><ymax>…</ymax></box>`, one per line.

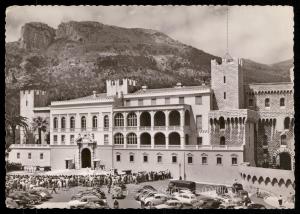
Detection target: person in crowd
<box><xmin>278</xmin><ymin>195</ymin><xmax>283</xmax><ymax>207</ymax></box>
<box><xmin>113</xmin><ymin>199</ymin><xmax>119</xmax><ymax>209</ymax></box>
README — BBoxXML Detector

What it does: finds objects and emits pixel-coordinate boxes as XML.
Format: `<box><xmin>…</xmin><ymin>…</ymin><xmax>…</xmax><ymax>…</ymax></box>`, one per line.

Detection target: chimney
<box><xmin>93</xmin><ymin>91</ymin><xmax>97</xmax><ymax>98</ymax></box>
<box><xmin>142</xmin><ymin>85</ymin><xmax>148</xmax><ymax>91</ymax></box>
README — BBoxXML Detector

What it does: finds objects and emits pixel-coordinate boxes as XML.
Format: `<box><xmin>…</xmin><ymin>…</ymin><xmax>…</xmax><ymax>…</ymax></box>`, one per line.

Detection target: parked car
<box><xmin>247</xmin><ymin>203</ymin><xmax>266</xmax><ymax>209</ymax></box>
<box><xmin>174</xmin><ymin>193</ymin><xmax>198</xmax><ymax>204</ymax></box>
<box><xmin>137</xmin><ymin>185</ymin><xmax>156</xmax><ymax>193</ymax></box>
<box><xmin>68</xmin><ymin>195</ymin><xmax>107</xmax><ymax>209</ymax></box>
<box><xmin>81</xmin><ymin>200</ymin><xmax>109</xmax><ymax>209</ymax></box>
<box><xmin>219</xmin><ymin>203</ymin><xmax>236</xmax><ymax>209</ymax></box>
<box><xmin>112</xmin><ymin>186</ymin><xmax>126</xmax><ymax>199</ymax></box>
<box><xmin>200</xmin><ymin>198</ymin><xmax>222</xmax><ymax>209</ymax></box>
<box><xmin>153</xmin><ymin>200</ymin><xmax>183</xmax><ymax>209</ymax></box>
<box><xmin>232</xmin><ymin>183</ymin><xmax>243</xmax><ymax>193</ymax></box>
<box><xmin>135</xmin><ymin>189</ymin><xmax>156</xmax><ymax>201</ymax></box>
<box><xmin>6</xmin><ymin>197</ymin><xmax>19</xmax><ymax>208</ymax></box>
<box><xmin>140</xmin><ymin>191</ymin><xmax>157</xmax><ymax>203</ymax></box>
<box><xmin>167</xmin><ymin>180</ymin><xmax>196</xmax><ymax>194</ymax></box>
<box><xmin>32</xmin><ymin>187</ymin><xmax>52</xmax><ymax>199</ymax></box>
<box><xmin>172</xmin><ymin>189</ymin><xmax>193</xmax><ymax>196</ymax></box>
<box><xmin>144</xmin><ymin>193</ymin><xmax>169</xmax><ymax>206</ymax></box>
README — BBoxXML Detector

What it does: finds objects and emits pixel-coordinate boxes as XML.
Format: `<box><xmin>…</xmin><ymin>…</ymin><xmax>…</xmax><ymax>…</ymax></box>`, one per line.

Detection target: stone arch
<box><xmin>247</xmin><ymin>174</ymin><xmax>251</xmax><ymax>181</ymax></box>
<box><xmin>219</xmin><ymin>117</ymin><xmax>225</xmax><ymax>129</ymax></box>
<box><xmin>140</xmin><ymin>132</ymin><xmax>151</xmax><ymax>145</ymax></box>
<box><xmin>154</xmin><ymin>111</ymin><xmax>166</xmax><ymax>126</ymax></box>
<box><xmin>154</xmin><ymin>132</ymin><xmax>166</xmax><ymax>145</ymax></box>
<box><xmin>169</xmin><ymin>110</ymin><xmax>180</xmax><ymax>126</ymax></box>
<box><xmin>243</xmin><ymin>174</ymin><xmax>246</xmax><ymax>180</ymax></box>
<box><xmin>252</xmin><ymin>176</ymin><xmax>258</xmax><ymax>184</ymax></box>
<box><xmin>284</xmin><ymin>117</ymin><xmax>290</xmax><ymax>129</ymax></box>
<box><xmin>169</xmin><ymin>132</ymin><xmax>180</xmax><ymax>145</ymax></box>
<box><xmin>140</xmin><ymin>112</ymin><xmax>151</xmax><ymax>126</ymax></box>
<box><xmin>272</xmin><ymin>178</ymin><xmax>278</xmax><ymax>186</ymax></box>
<box><xmin>285</xmin><ymin>179</ymin><xmax>292</xmax><ymax>188</ymax></box>
<box><xmin>265</xmin><ymin>177</ymin><xmax>271</xmax><ymax>186</ymax></box>
<box><xmin>278</xmin><ymin>178</ymin><xmax>285</xmax><ymax>187</ymax></box>
<box><xmin>184</xmin><ymin>110</ymin><xmax>190</xmax><ymax>126</ymax></box>
<box><xmin>258</xmin><ymin>176</ymin><xmax>264</xmax><ymax>184</ymax></box>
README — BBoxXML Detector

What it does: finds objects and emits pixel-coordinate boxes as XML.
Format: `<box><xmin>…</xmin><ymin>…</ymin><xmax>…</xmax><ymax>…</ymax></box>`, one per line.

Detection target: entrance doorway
<box><xmin>279</xmin><ymin>152</ymin><xmax>291</xmax><ymax>170</ymax></box>
<box><xmin>81</xmin><ymin>148</ymin><xmax>91</xmax><ymax>168</ymax></box>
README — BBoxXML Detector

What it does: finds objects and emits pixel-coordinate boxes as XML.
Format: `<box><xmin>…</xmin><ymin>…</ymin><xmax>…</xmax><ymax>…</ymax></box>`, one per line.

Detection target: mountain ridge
<box><xmin>5</xmin><ymin>21</ymin><xmax>293</xmax><ymax>106</ymax></box>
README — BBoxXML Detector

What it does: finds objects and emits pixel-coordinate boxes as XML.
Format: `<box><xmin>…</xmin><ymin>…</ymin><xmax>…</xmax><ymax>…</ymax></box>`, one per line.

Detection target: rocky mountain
<box><xmin>5</xmin><ymin>21</ymin><xmax>293</xmax><ymax>107</ymax></box>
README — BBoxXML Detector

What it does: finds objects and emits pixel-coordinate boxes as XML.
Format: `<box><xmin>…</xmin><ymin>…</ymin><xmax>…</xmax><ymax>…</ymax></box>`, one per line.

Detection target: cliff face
<box><xmin>20</xmin><ymin>22</ymin><xmax>56</xmax><ymax>50</ymax></box>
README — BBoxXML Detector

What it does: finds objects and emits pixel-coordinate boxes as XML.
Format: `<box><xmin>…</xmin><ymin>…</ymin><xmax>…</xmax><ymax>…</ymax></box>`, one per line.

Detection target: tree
<box><xmin>32</xmin><ymin>116</ymin><xmax>48</xmax><ymax>144</ymax></box>
<box><xmin>5</xmin><ymin>111</ymin><xmax>28</xmax><ymax>145</ymax></box>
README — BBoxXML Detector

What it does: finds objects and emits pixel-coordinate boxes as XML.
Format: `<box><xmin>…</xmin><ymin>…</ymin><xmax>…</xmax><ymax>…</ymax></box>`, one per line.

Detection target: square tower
<box><xmin>106</xmin><ymin>78</ymin><xmax>137</xmax><ymax>98</ymax></box>
<box><xmin>211</xmin><ymin>57</ymin><xmax>244</xmax><ymax>110</ymax></box>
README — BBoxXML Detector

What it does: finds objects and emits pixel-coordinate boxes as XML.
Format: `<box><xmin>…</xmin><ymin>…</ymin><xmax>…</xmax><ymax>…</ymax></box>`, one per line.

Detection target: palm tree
<box><xmin>32</xmin><ymin>116</ymin><xmax>48</xmax><ymax>144</ymax></box>
<box><xmin>5</xmin><ymin>111</ymin><xmax>28</xmax><ymax>145</ymax></box>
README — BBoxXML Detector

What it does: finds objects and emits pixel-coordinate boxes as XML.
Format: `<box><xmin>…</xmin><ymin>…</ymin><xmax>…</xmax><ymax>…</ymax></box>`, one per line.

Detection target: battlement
<box><xmin>106</xmin><ymin>78</ymin><xmax>137</xmax><ymax>98</ymax></box>
<box><xmin>211</xmin><ymin>57</ymin><xmax>243</xmax><ymax>67</ymax></box>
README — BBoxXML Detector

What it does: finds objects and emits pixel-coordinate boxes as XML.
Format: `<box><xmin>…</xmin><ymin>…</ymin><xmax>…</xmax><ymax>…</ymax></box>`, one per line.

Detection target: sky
<box><xmin>5</xmin><ymin>6</ymin><xmax>293</xmax><ymax>64</ymax></box>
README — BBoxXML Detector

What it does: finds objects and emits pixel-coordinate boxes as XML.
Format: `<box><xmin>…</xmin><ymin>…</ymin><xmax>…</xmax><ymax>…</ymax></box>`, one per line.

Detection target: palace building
<box><xmin>8</xmin><ymin>56</ymin><xmax>294</xmax><ymax>189</ymax></box>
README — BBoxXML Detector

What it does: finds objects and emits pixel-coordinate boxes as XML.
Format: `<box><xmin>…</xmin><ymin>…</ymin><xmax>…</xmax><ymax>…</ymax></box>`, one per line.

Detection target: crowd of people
<box><xmin>5</xmin><ymin>170</ymin><xmax>172</xmax><ymax>196</ymax></box>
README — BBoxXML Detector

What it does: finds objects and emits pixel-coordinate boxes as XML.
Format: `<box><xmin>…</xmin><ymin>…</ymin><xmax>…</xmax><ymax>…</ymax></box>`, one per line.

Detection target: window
<box><xmin>104</xmin><ymin>115</ymin><xmax>109</xmax><ymax>128</ymax></box>
<box><xmin>224</xmin><ymin>76</ymin><xmax>226</xmax><ymax>83</ymax></box>
<box><xmin>220</xmin><ymin>136</ymin><xmax>225</xmax><ymax>145</ymax></box>
<box><xmin>40</xmin><ymin>153</ymin><xmax>44</xmax><ymax>160</ymax></box>
<box><xmin>284</xmin><ymin>117</ymin><xmax>290</xmax><ymax>129</ymax></box>
<box><xmin>188</xmin><ymin>156</ymin><xmax>193</xmax><ymax>164</ymax></box>
<box><xmin>125</xmin><ymin>100</ymin><xmax>131</xmax><ymax>107</ymax></box>
<box><xmin>53</xmin><ymin>135</ymin><xmax>58</xmax><ymax>144</ymax></box>
<box><xmin>248</xmin><ymin>99</ymin><xmax>254</xmax><ymax>107</ymax></box>
<box><xmin>104</xmin><ymin>134</ymin><xmax>109</xmax><ymax>144</ymax></box>
<box><xmin>127</xmin><ymin>133</ymin><xmax>137</xmax><ymax>144</ymax></box>
<box><xmin>61</xmin><ymin>117</ymin><xmax>66</xmax><ymax>130</ymax></box>
<box><xmin>217</xmin><ymin>157</ymin><xmax>222</xmax><ymax>165</ymax></box>
<box><xmin>127</xmin><ymin>112</ymin><xmax>137</xmax><ymax>126</ymax></box>
<box><xmin>196</xmin><ymin>115</ymin><xmax>202</xmax><ymax>130</ymax></box>
<box><xmin>26</xmin><ymin>100</ymin><xmax>28</xmax><ymax>106</ymax></box>
<box><xmin>70</xmin><ymin>135</ymin><xmax>75</xmax><ymax>144</ymax></box>
<box><xmin>219</xmin><ymin>117</ymin><xmax>225</xmax><ymax>129</ymax></box>
<box><xmin>17</xmin><ymin>153</ymin><xmax>20</xmax><ymax>159</ymax></box>
<box><xmin>263</xmin><ymin>148</ymin><xmax>268</xmax><ymax>154</ymax></box>
<box><xmin>165</xmin><ymin>97</ymin><xmax>170</xmax><ymax>105</ymax></box>
<box><xmin>151</xmin><ymin>98</ymin><xmax>156</xmax><ymax>105</ymax></box>
<box><xmin>157</xmin><ymin>155</ymin><xmax>162</xmax><ymax>163</ymax></box>
<box><xmin>61</xmin><ymin>135</ymin><xmax>65</xmax><ymax>144</ymax></box>
<box><xmin>197</xmin><ymin>137</ymin><xmax>203</xmax><ymax>145</ymax></box>
<box><xmin>280</xmin><ymin>98</ymin><xmax>285</xmax><ymax>107</ymax></box>
<box><xmin>179</xmin><ymin>97</ymin><xmax>184</xmax><ymax>104</ymax></box>
<box><xmin>114</xmin><ymin>113</ymin><xmax>124</xmax><ymax>127</ymax></box>
<box><xmin>281</xmin><ymin>135</ymin><xmax>287</xmax><ymax>146</ymax></box>
<box><xmin>224</xmin><ymin>92</ymin><xmax>226</xmax><ymax>99</ymax></box>
<box><xmin>53</xmin><ymin>117</ymin><xmax>58</xmax><ymax>129</ymax></box>
<box><xmin>263</xmin><ymin>135</ymin><xmax>268</xmax><ymax>146</ymax></box>
<box><xmin>138</xmin><ymin>99</ymin><xmax>144</xmax><ymax>106</ymax></box>
<box><xmin>232</xmin><ymin>157</ymin><xmax>237</xmax><ymax>165</ymax></box>
<box><xmin>28</xmin><ymin>153</ymin><xmax>31</xmax><ymax>159</ymax></box>
<box><xmin>92</xmin><ymin>116</ymin><xmax>98</xmax><ymax>129</ymax></box>
<box><xmin>81</xmin><ymin>116</ymin><xmax>86</xmax><ymax>130</ymax></box>
<box><xmin>202</xmin><ymin>156</ymin><xmax>207</xmax><ymax>164</ymax></box>
<box><xmin>130</xmin><ymin>154</ymin><xmax>134</xmax><ymax>162</ymax></box>
<box><xmin>70</xmin><ymin>117</ymin><xmax>75</xmax><ymax>130</ymax></box>
<box><xmin>143</xmin><ymin>155</ymin><xmax>148</xmax><ymax>163</ymax></box>
<box><xmin>114</xmin><ymin>133</ymin><xmax>124</xmax><ymax>144</ymax></box>
<box><xmin>119</xmin><ymin>79</ymin><xmax>123</xmax><ymax>85</ymax></box>
<box><xmin>195</xmin><ymin>96</ymin><xmax>202</xmax><ymax>105</ymax></box>
<box><xmin>172</xmin><ymin>155</ymin><xmax>177</xmax><ymax>163</ymax></box>
<box><xmin>265</xmin><ymin>98</ymin><xmax>270</xmax><ymax>107</ymax></box>
<box><xmin>116</xmin><ymin>154</ymin><xmax>121</xmax><ymax>162</ymax></box>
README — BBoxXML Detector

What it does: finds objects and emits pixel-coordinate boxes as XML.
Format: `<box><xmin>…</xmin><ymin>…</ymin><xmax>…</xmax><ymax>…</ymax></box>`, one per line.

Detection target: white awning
<box><xmin>93</xmin><ymin>159</ymin><xmax>100</xmax><ymax>162</ymax></box>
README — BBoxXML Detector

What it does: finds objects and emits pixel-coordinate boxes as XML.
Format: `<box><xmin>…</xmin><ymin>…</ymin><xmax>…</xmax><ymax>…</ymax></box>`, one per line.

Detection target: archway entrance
<box><xmin>81</xmin><ymin>148</ymin><xmax>91</xmax><ymax>168</ymax></box>
<box><xmin>279</xmin><ymin>152</ymin><xmax>291</xmax><ymax>170</ymax></box>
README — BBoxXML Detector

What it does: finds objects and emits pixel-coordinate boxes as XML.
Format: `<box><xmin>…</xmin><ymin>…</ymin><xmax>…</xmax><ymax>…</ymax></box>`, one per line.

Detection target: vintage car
<box><xmin>247</xmin><ymin>203</ymin><xmax>266</xmax><ymax>209</ymax></box>
<box><xmin>200</xmin><ymin>198</ymin><xmax>222</xmax><ymax>209</ymax></box>
<box><xmin>81</xmin><ymin>200</ymin><xmax>109</xmax><ymax>209</ymax></box>
<box><xmin>68</xmin><ymin>195</ymin><xmax>107</xmax><ymax>209</ymax></box>
<box><xmin>153</xmin><ymin>200</ymin><xmax>183</xmax><ymax>209</ymax></box>
<box><xmin>6</xmin><ymin>197</ymin><xmax>19</xmax><ymax>208</ymax></box>
<box><xmin>112</xmin><ymin>186</ymin><xmax>126</xmax><ymax>199</ymax></box>
<box><xmin>174</xmin><ymin>193</ymin><xmax>198</xmax><ymax>204</ymax></box>
<box><xmin>144</xmin><ymin>193</ymin><xmax>169</xmax><ymax>206</ymax></box>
